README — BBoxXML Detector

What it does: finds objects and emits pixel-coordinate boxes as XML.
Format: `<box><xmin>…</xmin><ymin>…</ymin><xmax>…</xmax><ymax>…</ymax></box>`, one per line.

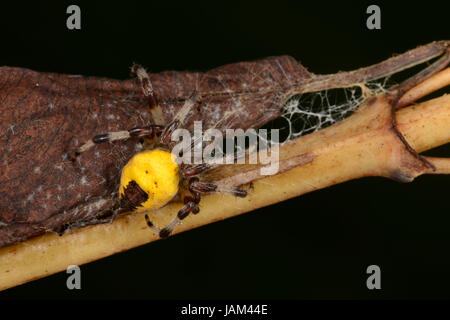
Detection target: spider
<box><xmin>73</xmin><ymin>64</ymin><xmax>248</xmax><ymax>238</ymax></box>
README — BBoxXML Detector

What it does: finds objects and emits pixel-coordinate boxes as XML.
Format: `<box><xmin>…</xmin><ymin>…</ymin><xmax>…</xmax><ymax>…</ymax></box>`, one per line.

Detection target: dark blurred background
<box><xmin>0</xmin><ymin>0</ymin><xmax>449</xmax><ymax>299</ymax></box>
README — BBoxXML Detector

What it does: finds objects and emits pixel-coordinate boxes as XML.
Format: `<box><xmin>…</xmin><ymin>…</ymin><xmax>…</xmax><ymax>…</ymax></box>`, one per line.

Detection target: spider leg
<box><xmin>131</xmin><ymin>63</ymin><xmax>166</xmax><ymax>126</ymax></box>
<box><xmin>159</xmin><ymin>99</ymin><xmax>195</xmax><ymax>145</ymax></box>
<box><xmin>181</xmin><ymin>163</ymin><xmax>213</xmax><ymax>177</ymax></box>
<box><xmin>145</xmin><ymin>176</ymin><xmax>247</xmax><ymax>238</ymax></box>
<box><xmin>145</xmin><ymin>165</ymin><xmax>215</xmax><ymax>237</ymax></box>
<box><xmin>189</xmin><ymin>178</ymin><xmax>248</xmax><ymax>198</ymax></box>
<box><xmin>145</xmin><ymin>195</ymin><xmax>199</xmax><ymax>238</ymax></box>
<box><xmin>109</xmin><ymin>210</ymin><xmax>119</xmax><ymax>224</ymax></box>
<box><xmin>182</xmin><ymin>165</ymin><xmax>247</xmax><ymax>196</ymax></box>
<box><xmin>73</xmin><ymin>125</ymin><xmax>163</xmax><ymax>159</ymax></box>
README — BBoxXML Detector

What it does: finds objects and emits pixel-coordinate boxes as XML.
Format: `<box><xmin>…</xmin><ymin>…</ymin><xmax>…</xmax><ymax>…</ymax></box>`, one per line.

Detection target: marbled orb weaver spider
<box><xmin>73</xmin><ymin>64</ymin><xmax>247</xmax><ymax>238</ymax></box>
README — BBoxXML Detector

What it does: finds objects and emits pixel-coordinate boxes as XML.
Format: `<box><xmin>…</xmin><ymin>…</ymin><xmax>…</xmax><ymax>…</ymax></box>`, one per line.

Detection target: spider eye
<box><xmin>119</xmin><ymin>149</ymin><xmax>180</xmax><ymax>211</ymax></box>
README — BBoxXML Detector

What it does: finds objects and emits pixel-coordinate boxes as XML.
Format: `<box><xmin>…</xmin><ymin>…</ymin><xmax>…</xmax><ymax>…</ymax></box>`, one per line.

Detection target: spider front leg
<box><xmin>131</xmin><ymin>63</ymin><xmax>166</xmax><ymax>126</ymax></box>
<box><xmin>72</xmin><ymin>125</ymin><xmax>163</xmax><ymax>160</ymax></box>
<box><xmin>131</xmin><ymin>63</ymin><xmax>158</xmax><ymax>108</ymax></box>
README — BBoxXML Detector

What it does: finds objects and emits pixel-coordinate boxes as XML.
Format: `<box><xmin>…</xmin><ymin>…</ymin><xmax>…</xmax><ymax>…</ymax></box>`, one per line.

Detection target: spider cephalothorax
<box><xmin>73</xmin><ymin>64</ymin><xmax>247</xmax><ymax>238</ymax></box>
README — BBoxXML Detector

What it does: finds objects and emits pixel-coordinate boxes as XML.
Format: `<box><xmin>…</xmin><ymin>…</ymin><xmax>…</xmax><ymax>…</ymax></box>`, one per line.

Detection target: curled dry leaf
<box><xmin>0</xmin><ymin>55</ymin><xmax>312</xmax><ymax>247</ymax></box>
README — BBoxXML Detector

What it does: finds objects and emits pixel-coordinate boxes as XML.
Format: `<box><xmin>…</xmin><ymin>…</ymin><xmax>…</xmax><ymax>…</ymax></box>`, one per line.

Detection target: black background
<box><xmin>0</xmin><ymin>0</ymin><xmax>449</xmax><ymax>299</ymax></box>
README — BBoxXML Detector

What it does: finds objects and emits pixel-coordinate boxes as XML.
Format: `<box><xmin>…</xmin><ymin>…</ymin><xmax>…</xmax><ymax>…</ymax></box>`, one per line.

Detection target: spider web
<box><xmin>264</xmin><ymin>79</ymin><xmax>389</xmax><ymax>144</ymax></box>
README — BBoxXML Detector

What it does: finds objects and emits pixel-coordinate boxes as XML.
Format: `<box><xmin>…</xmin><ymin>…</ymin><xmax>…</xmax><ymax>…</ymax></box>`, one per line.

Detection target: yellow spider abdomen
<box><xmin>119</xmin><ymin>149</ymin><xmax>180</xmax><ymax>211</ymax></box>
